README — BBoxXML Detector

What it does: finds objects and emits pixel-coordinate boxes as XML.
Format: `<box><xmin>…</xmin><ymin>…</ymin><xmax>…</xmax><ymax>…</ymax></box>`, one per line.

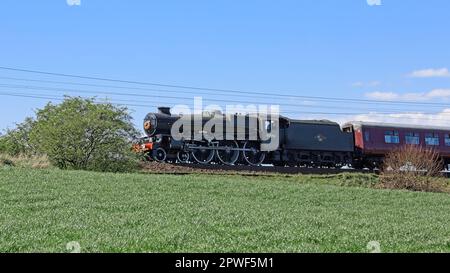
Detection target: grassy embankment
<box><xmin>1</xmin><ymin>166</ymin><xmax>449</xmax><ymax>253</ymax></box>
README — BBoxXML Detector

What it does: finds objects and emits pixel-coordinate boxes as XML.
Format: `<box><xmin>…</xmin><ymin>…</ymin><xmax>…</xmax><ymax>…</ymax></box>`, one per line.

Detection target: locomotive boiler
<box><xmin>142</xmin><ymin>107</ymin><xmax>270</xmax><ymax>165</ymax></box>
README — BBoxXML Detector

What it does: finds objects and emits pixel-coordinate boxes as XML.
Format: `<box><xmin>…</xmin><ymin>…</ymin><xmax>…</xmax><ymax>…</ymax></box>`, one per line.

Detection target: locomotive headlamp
<box><xmin>144</xmin><ymin>121</ymin><xmax>152</xmax><ymax>130</ymax></box>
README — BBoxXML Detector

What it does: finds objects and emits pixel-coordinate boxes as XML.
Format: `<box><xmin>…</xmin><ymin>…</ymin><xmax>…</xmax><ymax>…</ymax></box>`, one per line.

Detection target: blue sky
<box><xmin>1</xmin><ymin>0</ymin><xmax>450</xmax><ymax>130</ymax></box>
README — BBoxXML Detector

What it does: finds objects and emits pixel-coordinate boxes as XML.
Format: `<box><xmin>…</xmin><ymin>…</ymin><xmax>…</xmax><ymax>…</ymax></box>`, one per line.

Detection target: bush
<box><xmin>379</xmin><ymin>145</ymin><xmax>446</xmax><ymax>193</ymax></box>
<box><xmin>27</xmin><ymin>97</ymin><xmax>140</xmax><ymax>172</ymax></box>
<box><xmin>2</xmin><ymin>97</ymin><xmax>140</xmax><ymax>172</ymax></box>
<box><xmin>0</xmin><ymin>118</ymin><xmax>36</xmax><ymax>156</ymax></box>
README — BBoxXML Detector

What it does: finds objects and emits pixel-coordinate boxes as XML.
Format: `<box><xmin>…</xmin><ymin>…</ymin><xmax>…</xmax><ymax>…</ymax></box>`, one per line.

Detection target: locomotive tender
<box><xmin>137</xmin><ymin>107</ymin><xmax>450</xmax><ymax>170</ymax></box>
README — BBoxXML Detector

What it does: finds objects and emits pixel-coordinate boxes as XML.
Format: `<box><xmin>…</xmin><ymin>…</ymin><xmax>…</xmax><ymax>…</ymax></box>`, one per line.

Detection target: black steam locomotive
<box><xmin>138</xmin><ymin>107</ymin><xmax>354</xmax><ymax>167</ymax></box>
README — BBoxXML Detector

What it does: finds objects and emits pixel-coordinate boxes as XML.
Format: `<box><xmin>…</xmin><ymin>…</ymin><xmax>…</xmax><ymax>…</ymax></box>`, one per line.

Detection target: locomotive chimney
<box><xmin>158</xmin><ymin>107</ymin><xmax>171</xmax><ymax>115</ymax></box>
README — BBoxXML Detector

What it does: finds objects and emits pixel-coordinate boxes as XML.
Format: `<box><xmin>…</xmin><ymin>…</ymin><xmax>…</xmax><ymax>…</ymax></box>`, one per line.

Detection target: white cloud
<box><xmin>365</xmin><ymin>91</ymin><xmax>399</xmax><ymax>100</ymax></box>
<box><xmin>299</xmin><ymin>109</ymin><xmax>450</xmax><ymax>127</ymax></box>
<box><xmin>351</xmin><ymin>81</ymin><xmax>381</xmax><ymax>88</ymax></box>
<box><xmin>67</xmin><ymin>0</ymin><xmax>81</xmax><ymax>6</ymax></box>
<box><xmin>409</xmin><ymin>68</ymin><xmax>450</xmax><ymax>78</ymax></box>
<box><xmin>367</xmin><ymin>0</ymin><xmax>382</xmax><ymax>6</ymax></box>
<box><xmin>365</xmin><ymin>89</ymin><xmax>450</xmax><ymax>101</ymax></box>
<box><xmin>343</xmin><ymin>109</ymin><xmax>450</xmax><ymax>127</ymax></box>
<box><xmin>351</xmin><ymin>82</ymin><xmax>364</xmax><ymax>88</ymax></box>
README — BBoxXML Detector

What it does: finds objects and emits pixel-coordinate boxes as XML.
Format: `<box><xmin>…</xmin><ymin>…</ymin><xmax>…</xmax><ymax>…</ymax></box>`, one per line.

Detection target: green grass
<box><xmin>1</xmin><ymin>167</ymin><xmax>450</xmax><ymax>253</ymax></box>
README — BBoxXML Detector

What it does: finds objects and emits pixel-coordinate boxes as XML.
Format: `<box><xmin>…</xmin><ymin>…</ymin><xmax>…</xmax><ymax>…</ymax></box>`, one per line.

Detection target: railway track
<box><xmin>176</xmin><ymin>163</ymin><xmax>380</xmax><ymax>175</ymax></box>
<box><xmin>142</xmin><ymin>162</ymin><xmax>450</xmax><ymax>178</ymax></box>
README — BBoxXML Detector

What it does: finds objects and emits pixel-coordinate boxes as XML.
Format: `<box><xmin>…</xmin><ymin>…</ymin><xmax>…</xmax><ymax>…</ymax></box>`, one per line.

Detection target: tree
<box><xmin>29</xmin><ymin>97</ymin><xmax>139</xmax><ymax>172</ymax></box>
<box><xmin>0</xmin><ymin>117</ymin><xmax>36</xmax><ymax>156</ymax></box>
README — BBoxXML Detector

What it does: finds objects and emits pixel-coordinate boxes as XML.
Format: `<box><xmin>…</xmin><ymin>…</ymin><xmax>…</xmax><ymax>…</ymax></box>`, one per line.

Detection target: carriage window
<box><xmin>364</xmin><ymin>131</ymin><xmax>370</xmax><ymax>142</ymax></box>
<box><xmin>445</xmin><ymin>134</ymin><xmax>450</xmax><ymax>146</ymax></box>
<box><xmin>425</xmin><ymin>133</ymin><xmax>440</xmax><ymax>146</ymax></box>
<box><xmin>405</xmin><ymin>132</ymin><xmax>420</xmax><ymax>145</ymax></box>
<box><xmin>384</xmin><ymin>130</ymin><xmax>399</xmax><ymax>144</ymax></box>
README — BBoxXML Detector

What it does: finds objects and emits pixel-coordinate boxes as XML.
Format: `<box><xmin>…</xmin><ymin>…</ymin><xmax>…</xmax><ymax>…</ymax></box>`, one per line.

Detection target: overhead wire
<box><xmin>1</xmin><ymin>66</ymin><xmax>449</xmax><ymax>107</ymax></box>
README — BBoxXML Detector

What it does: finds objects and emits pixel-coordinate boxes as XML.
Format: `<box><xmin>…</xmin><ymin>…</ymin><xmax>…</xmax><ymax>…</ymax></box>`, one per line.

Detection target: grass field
<box><xmin>1</xmin><ymin>167</ymin><xmax>450</xmax><ymax>253</ymax></box>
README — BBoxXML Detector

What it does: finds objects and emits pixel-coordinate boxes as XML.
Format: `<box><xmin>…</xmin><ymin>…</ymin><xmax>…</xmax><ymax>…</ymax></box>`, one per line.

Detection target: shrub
<box><xmin>379</xmin><ymin>145</ymin><xmax>446</xmax><ymax>193</ymax></box>
<box><xmin>0</xmin><ymin>117</ymin><xmax>36</xmax><ymax>156</ymax></box>
<box><xmin>2</xmin><ymin>97</ymin><xmax>140</xmax><ymax>172</ymax></box>
<box><xmin>27</xmin><ymin>97</ymin><xmax>140</xmax><ymax>172</ymax></box>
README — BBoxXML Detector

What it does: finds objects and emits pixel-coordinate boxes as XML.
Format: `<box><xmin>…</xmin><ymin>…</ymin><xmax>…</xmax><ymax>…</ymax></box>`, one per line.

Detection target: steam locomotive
<box><xmin>134</xmin><ymin>107</ymin><xmax>450</xmax><ymax>170</ymax></box>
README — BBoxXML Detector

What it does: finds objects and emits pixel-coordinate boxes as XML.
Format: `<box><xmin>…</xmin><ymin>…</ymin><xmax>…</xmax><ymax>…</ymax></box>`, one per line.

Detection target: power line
<box><xmin>1</xmin><ymin>66</ymin><xmax>450</xmax><ymax>107</ymax></box>
<box><xmin>0</xmin><ymin>83</ymin><xmax>438</xmax><ymax>114</ymax></box>
<box><xmin>1</xmin><ymin>76</ymin><xmax>447</xmax><ymax>113</ymax></box>
<box><xmin>0</xmin><ymin>76</ymin><xmax>271</xmax><ymax>101</ymax></box>
<box><xmin>0</xmin><ymin>66</ymin><xmax>448</xmax><ymax>123</ymax></box>
<box><xmin>1</xmin><ymin>92</ymin><xmax>449</xmax><ymax>122</ymax></box>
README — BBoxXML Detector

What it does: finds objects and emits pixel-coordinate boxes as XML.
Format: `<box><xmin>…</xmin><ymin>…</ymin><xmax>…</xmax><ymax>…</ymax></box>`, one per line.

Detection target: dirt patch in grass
<box><xmin>0</xmin><ymin>154</ymin><xmax>50</xmax><ymax>169</ymax></box>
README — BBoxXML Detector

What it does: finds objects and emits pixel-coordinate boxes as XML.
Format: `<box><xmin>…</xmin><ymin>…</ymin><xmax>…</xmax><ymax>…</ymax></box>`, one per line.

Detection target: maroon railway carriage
<box><xmin>343</xmin><ymin>121</ymin><xmax>450</xmax><ymax>170</ymax></box>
